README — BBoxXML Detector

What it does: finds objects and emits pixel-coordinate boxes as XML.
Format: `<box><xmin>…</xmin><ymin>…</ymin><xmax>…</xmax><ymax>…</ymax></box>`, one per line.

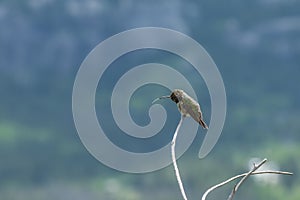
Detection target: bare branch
<box><xmin>201</xmin><ymin>160</ymin><xmax>293</xmax><ymax>200</ymax></box>
<box><xmin>172</xmin><ymin>115</ymin><xmax>188</xmax><ymax>200</ymax></box>
<box><xmin>227</xmin><ymin>158</ymin><xmax>267</xmax><ymax>200</ymax></box>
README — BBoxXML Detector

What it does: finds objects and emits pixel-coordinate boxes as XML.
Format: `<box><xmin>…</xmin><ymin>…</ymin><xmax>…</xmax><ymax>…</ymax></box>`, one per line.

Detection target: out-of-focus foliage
<box><xmin>0</xmin><ymin>0</ymin><xmax>299</xmax><ymax>199</ymax></box>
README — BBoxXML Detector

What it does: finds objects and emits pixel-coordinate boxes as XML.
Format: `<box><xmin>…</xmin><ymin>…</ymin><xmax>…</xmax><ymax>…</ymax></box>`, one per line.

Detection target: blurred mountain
<box><xmin>0</xmin><ymin>0</ymin><xmax>299</xmax><ymax>199</ymax></box>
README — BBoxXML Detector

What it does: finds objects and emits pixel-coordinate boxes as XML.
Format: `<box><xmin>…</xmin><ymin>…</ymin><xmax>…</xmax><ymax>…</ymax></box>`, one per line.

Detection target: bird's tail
<box><xmin>199</xmin><ymin>119</ymin><xmax>208</xmax><ymax>129</ymax></box>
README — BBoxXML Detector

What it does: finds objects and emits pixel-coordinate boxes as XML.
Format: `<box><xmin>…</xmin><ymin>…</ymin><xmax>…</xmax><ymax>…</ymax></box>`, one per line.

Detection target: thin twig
<box><xmin>227</xmin><ymin>158</ymin><xmax>267</xmax><ymax>200</ymax></box>
<box><xmin>201</xmin><ymin>162</ymin><xmax>293</xmax><ymax>200</ymax></box>
<box><xmin>172</xmin><ymin>115</ymin><xmax>187</xmax><ymax>200</ymax></box>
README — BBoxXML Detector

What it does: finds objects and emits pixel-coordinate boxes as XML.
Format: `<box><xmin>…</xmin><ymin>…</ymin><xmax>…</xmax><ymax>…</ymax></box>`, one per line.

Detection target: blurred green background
<box><xmin>0</xmin><ymin>0</ymin><xmax>299</xmax><ymax>199</ymax></box>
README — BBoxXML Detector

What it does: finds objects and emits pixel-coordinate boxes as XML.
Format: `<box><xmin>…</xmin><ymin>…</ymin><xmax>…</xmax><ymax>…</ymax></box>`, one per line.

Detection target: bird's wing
<box><xmin>181</xmin><ymin>98</ymin><xmax>208</xmax><ymax>129</ymax></box>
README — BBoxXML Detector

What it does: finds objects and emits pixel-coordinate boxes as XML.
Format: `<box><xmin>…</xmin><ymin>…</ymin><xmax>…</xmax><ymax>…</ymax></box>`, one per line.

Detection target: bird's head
<box><xmin>152</xmin><ymin>89</ymin><xmax>184</xmax><ymax>104</ymax></box>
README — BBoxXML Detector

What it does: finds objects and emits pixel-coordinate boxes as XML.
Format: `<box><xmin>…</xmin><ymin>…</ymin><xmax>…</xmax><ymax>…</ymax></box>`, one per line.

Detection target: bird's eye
<box><xmin>170</xmin><ymin>93</ymin><xmax>179</xmax><ymax>103</ymax></box>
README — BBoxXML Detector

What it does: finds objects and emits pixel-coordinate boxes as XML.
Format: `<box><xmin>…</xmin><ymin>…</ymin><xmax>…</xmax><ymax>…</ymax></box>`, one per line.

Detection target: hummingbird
<box><xmin>153</xmin><ymin>89</ymin><xmax>208</xmax><ymax>129</ymax></box>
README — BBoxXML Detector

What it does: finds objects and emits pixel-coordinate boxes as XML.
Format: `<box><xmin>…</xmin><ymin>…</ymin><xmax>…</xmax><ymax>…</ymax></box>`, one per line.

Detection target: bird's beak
<box><xmin>152</xmin><ymin>95</ymin><xmax>170</xmax><ymax>104</ymax></box>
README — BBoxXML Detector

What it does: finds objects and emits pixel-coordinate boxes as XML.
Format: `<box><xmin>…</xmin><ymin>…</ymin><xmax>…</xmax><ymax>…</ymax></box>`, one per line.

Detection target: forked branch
<box><xmin>201</xmin><ymin>158</ymin><xmax>293</xmax><ymax>200</ymax></box>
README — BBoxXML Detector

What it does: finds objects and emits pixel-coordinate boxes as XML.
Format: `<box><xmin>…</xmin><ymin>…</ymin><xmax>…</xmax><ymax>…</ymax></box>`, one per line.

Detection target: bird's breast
<box><xmin>177</xmin><ymin>103</ymin><xmax>190</xmax><ymax>117</ymax></box>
